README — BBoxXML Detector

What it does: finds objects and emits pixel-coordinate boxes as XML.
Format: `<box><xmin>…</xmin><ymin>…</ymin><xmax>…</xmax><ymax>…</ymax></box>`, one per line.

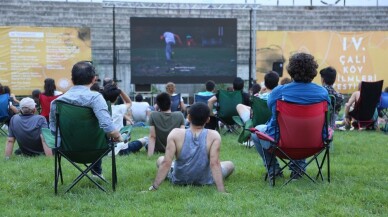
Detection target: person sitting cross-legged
<box><xmin>5</xmin><ymin>97</ymin><xmax>52</xmax><ymax>159</ymax></box>
<box><xmin>147</xmin><ymin>92</ymin><xmax>185</xmax><ymax>156</ymax></box>
<box><xmin>149</xmin><ymin>102</ymin><xmax>234</xmax><ymax>192</ymax></box>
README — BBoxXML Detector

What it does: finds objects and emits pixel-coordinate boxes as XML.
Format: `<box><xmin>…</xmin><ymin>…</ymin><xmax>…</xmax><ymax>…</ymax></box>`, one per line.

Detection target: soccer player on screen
<box><xmin>160</xmin><ymin>30</ymin><xmax>182</xmax><ymax>63</ymax></box>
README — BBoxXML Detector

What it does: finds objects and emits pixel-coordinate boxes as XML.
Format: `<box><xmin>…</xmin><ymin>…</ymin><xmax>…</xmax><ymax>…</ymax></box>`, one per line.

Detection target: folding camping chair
<box><xmin>251</xmin><ymin>100</ymin><xmax>332</xmax><ymax>186</ymax></box>
<box><xmin>378</xmin><ymin>92</ymin><xmax>388</xmax><ymax>133</ymax></box>
<box><xmin>349</xmin><ymin>80</ymin><xmax>384</xmax><ymax>130</ymax></box>
<box><xmin>216</xmin><ymin>90</ymin><xmax>243</xmax><ymax>134</ymax></box>
<box><xmin>0</xmin><ymin>93</ymin><xmax>11</xmax><ymax>136</ymax></box>
<box><xmin>53</xmin><ymin>101</ymin><xmax>117</xmax><ymax>194</ymax></box>
<box><xmin>194</xmin><ymin>94</ymin><xmax>213</xmax><ymax>104</ymax></box>
<box><xmin>170</xmin><ymin>93</ymin><xmax>182</xmax><ymax>112</ymax></box>
<box><xmin>234</xmin><ymin>96</ymin><xmax>272</xmax><ymax>147</ymax></box>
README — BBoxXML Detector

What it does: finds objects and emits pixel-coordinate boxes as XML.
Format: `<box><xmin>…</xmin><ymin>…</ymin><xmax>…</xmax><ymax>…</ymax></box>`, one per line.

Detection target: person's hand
<box><xmin>112</xmin><ymin>135</ymin><xmax>123</xmax><ymax>143</ymax></box>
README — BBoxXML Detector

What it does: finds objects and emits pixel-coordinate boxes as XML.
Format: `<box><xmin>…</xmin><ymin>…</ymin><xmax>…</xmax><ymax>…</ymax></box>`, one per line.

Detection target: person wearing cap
<box><xmin>4</xmin><ymin>97</ymin><xmax>52</xmax><ymax>159</ymax></box>
<box><xmin>320</xmin><ymin>66</ymin><xmax>344</xmax><ymax>129</ymax></box>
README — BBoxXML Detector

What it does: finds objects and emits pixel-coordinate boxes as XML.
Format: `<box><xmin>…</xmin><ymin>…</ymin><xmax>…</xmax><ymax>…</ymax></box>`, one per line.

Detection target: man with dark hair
<box><xmin>102</xmin><ymin>83</ymin><xmax>132</xmax><ymax>130</ymax></box>
<box><xmin>320</xmin><ymin>66</ymin><xmax>344</xmax><ymax>129</ymax></box>
<box><xmin>5</xmin><ymin>97</ymin><xmax>52</xmax><ymax>159</ymax></box>
<box><xmin>198</xmin><ymin>80</ymin><xmax>216</xmax><ymax>96</ymax></box>
<box><xmin>148</xmin><ymin>92</ymin><xmax>185</xmax><ymax>156</ymax></box>
<box><xmin>251</xmin><ymin>53</ymin><xmax>329</xmax><ymax>180</ymax></box>
<box><xmin>50</xmin><ymin>61</ymin><xmax>122</xmax><ymax>178</ymax></box>
<box><xmin>149</xmin><ymin>102</ymin><xmax>234</xmax><ymax>192</ymax></box>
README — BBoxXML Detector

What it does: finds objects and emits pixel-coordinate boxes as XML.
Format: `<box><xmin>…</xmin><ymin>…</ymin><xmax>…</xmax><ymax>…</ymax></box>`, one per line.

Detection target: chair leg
<box><xmin>327</xmin><ymin>149</ymin><xmax>330</xmax><ymax>183</ymax></box>
<box><xmin>112</xmin><ymin>144</ymin><xmax>117</xmax><ymax>191</ymax></box>
<box><xmin>54</xmin><ymin>151</ymin><xmax>59</xmax><ymax>195</ymax></box>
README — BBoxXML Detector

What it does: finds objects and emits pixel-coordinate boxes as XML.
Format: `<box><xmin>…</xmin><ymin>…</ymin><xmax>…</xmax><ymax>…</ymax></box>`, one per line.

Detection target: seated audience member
<box><xmin>3</xmin><ymin>86</ymin><xmax>19</xmax><ymax>106</ymax></box>
<box><xmin>0</xmin><ymin>84</ymin><xmax>19</xmax><ymax>125</ymax></box>
<box><xmin>341</xmin><ymin>82</ymin><xmax>361</xmax><ymax>130</ymax></box>
<box><xmin>236</xmin><ymin>71</ymin><xmax>279</xmax><ymax>124</ymax></box>
<box><xmin>148</xmin><ymin>92</ymin><xmax>185</xmax><ymax>156</ymax></box>
<box><xmin>251</xmin><ymin>52</ymin><xmax>329</xmax><ymax>180</ymax></box>
<box><xmin>50</xmin><ymin>61</ymin><xmax>122</xmax><ymax>178</ymax></box>
<box><xmin>197</xmin><ymin>80</ymin><xmax>216</xmax><ymax>96</ymax></box>
<box><xmin>319</xmin><ymin>67</ymin><xmax>344</xmax><ymax>129</ymax></box>
<box><xmin>31</xmin><ymin>89</ymin><xmax>41</xmax><ymax>106</ymax></box>
<box><xmin>130</xmin><ymin>94</ymin><xmax>151</xmax><ymax>126</ymax></box>
<box><xmin>39</xmin><ymin>78</ymin><xmax>62</xmax><ymax>122</ymax></box>
<box><xmin>165</xmin><ymin>82</ymin><xmax>186</xmax><ymax>112</ymax></box>
<box><xmin>280</xmin><ymin>77</ymin><xmax>292</xmax><ymax>85</ymax></box>
<box><xmin>90</xmin><ymin>82</ymin><xmax>102</xmax><ymax>92</ymax></box>
<box><xmin>208</xmin><ymin>77</ymin><xmax>250</xmax><ymax>116</ymax></box>
<box><xmin>102</xmin><ymin>83</ymin><xmax>132</xmax><ymax>130</ymax></box>
<box><xmin>149</xmin><ymin>102</ymin><xmax>234</xmax><ymax>192</ymax></box>
<box><xmin>250</xmin><ymin>83</ymin><xmax>261</xmax><ymax>96</ymax></box>
<box><xmin>5</xmin><ymin>97</ymin><xmax>52</xmax><ymax>159</ymax></box>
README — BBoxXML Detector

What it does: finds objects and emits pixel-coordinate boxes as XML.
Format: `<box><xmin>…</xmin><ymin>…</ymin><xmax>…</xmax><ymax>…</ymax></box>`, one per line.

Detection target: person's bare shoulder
<box><xmin>206</xmin><ymin>129</ymin><xmax>221</xmax><ymax>144</ymax></box>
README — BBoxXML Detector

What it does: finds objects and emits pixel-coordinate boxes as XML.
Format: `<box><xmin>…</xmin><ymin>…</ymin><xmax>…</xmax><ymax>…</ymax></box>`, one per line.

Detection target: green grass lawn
<box><xmin>0</xmin><ymin>128</ymin><xmax>387</xmax><ymax>216</ymax></box>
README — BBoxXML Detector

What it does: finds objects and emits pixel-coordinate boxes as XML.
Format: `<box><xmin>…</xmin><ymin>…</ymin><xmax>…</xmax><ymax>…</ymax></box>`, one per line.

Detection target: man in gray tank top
<box><xmin>149</xmin><ymin>102</ymin><xmax>234</xmax><ymax>192</ymax></box>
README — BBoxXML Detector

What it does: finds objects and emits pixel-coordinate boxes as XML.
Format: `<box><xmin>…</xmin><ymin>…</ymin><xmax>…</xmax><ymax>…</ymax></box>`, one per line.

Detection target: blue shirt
<box><xmin>197</xmin><ymin>91</ymin><xmax>214</xmax><ymax>97</ymax></box>
<box><xmin>49</xmin><ymin>85</ymin><xmax>116</xmax><ymax>133</ymax></box>
<box><xmin>265</xmin><ymin>82</ymin><xmax>330</xmax><ymax>138</ymax></box>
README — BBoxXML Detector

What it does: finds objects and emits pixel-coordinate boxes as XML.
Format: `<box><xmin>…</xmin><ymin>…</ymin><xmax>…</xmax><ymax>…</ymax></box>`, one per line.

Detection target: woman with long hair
<box><xmin>39</xmin><ymin>78</ymin><xmax>62</xmax><ymax>122</ymax></box>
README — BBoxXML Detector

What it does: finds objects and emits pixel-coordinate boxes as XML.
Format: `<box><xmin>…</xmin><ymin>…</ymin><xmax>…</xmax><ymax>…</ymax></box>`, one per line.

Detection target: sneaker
<box><xmin>92</xmin><ymin>174</ymin><xmax>106</xmax><ymax>181</ymax></box>
<box><xmin>108</xmin><ymin>142</ymin><xmax>128</xmax><ymax>156</ymax></box>
<box><xmin>290</xmin><ymin>171</ymin><xmax>303</xmax><ymax>181</ymax></box>
<box><xmin>141</xmin><ymin>136</ymin><xmax>149</xmax><ymax>147</ymax></box>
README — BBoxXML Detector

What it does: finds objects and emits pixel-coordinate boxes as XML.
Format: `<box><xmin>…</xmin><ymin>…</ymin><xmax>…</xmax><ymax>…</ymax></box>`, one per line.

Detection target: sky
<box><xmin>45</xmin><ymin>0</ymin><xmax>388</xmax><ymax>7</ymax></box>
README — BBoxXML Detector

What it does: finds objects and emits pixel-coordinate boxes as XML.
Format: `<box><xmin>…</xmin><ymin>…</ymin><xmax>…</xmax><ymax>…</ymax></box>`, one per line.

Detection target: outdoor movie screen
<box><xmin>130</xmin><ymin>17</ymin><xmax>237</xmax><ymax>84</ymax></box>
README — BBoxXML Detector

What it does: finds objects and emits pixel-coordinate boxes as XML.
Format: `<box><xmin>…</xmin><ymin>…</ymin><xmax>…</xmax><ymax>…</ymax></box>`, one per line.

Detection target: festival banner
<box><xmin>256</xmin><ymin>31</ymin><xmax>388</xmax><ymax>93</ymax></box>
<box><xmin>0</xmin><ymin>26</ymin><xmax>91</xmax><ymax>95</ymax></box>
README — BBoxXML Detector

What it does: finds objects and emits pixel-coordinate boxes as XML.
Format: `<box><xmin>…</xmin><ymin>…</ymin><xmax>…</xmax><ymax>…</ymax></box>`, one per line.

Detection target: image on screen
<box><xmin>130</xmin><ymin>17</ymin><xmax>237</xmax><ymax>84</ymax></box>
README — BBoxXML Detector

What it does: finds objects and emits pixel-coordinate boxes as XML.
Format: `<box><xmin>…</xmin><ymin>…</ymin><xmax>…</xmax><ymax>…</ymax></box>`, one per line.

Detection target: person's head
<box><xmin>90</xmin><ymin>83</ymin><xmax>101</xmax><ymax>92</ymax></box>
<box><xmin>19</xmin><ymin>97</ymin><xmax>36</xmax><ymax>115</ymax></box>
<box><xmin>188</xmin><ymin>102</ymin><xmax>210</xmax><ymax>126</ymax></box>
<box><xmin>3</xmin><ymin>86</ymin><xmax>10</xmax><ymax>94</ymax></box>
<box><xmin>233</xmin><ymin>77</ymin><xmax>244</xmax><ymax>91</ymax></box>
<box><xmin>43</xmin><ymin>78</ymin><xmax>56</xmax><ymax>96</ymax></box>
<box><xmin>250</xmin><ymin>83</ymin><xmax>261</xmax><ymax>95</ymax></box>
<box><xmin>103</xmin><ymin>77</ymin><xmax>114</xmax><ymax>87</ymax></box>
<box><xmin>135</xmin><ymin>94</ymin><xmax>143</xmax><ymax>102</ymax></box>
<box><xmin>102</xmin><ymin>83</ymin><xmax>121</xmax><ymax>103</ymax></box>
<box><xmin>280</xmin><ymin>77</ymin><xmax>292</xmax><ymax>85</ymax></box>
<box><xmin>156</xmin><ymin>92</ymin><xmax>171</xmax><ymax>112</ymax></box>
<box><xmin>384</xmin><ymin>87</ymin><xmax>388</xmax><ymax>93</ymax></box>
<box><xmin>264</xmin><ymin>71</ymin><xmax>280</xmax><ymax>90</ymax></box>
<box><xmin>71</xmin><ymin>61</ymin><xmax>96</xmax><ymax>85</ymax></box>
<box><xmin>205</xmin><ymin>80</ymin><xmax>216</xmax><ymax>92</ymax></box>
<box><xmin>320</xmin><ymin>66</ymin><xmax>337</xmax><ymax>86</ymax></box>
<box><xmin>286</xmin><ymin>52</ymin><xmax>318</xmax><ymax>83</ymax></box>
<box><xmin>165</xmin><ymin>82</ymin><xmax>176</xmax><ymax>95</ymax></box>
<box><xmin>31</xmin><ymin>89</ymin><xmax>41</xmax><ymax>100</ymax></box>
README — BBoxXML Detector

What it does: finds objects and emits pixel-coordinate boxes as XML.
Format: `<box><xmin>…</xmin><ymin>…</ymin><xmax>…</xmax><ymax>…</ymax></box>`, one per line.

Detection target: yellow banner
<box><xmin>256</xmin><ymin>31</ymin><xmax>388</xmax><ymax>93</ymax></box>
<box><xmin>0</xmin><ymin>26</ymin><xmax>91</xmax><ymax>95</ymax></box>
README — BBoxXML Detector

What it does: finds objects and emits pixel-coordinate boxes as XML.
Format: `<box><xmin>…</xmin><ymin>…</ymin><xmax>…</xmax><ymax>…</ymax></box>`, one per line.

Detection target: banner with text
<box><xmin>256</xmin><ymin>31</ymin><xmax>387</xmax><ymax>94</ymax></box>
<box><xmin>0</xmin><ymin>26</ymin><xmax>91</xmax><ymax>95</ymax></box>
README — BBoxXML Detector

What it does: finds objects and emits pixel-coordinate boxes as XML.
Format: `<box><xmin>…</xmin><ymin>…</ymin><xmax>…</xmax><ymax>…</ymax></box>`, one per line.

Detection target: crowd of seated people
<box><xmin>3</xmin><ymin>53</ymin><xmax>387</xmax><ymax>193</ymax></box>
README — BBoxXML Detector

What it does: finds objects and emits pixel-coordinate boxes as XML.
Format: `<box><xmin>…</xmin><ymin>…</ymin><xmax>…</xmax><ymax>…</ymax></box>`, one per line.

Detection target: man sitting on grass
<box><xmin>5</xmin><ymin>97</ymin><xmax>52</xmax><ymax>159</ymax></box>
<box><xmin>149</xmin><ymin>102</ymin><xmax>234</xmax><ymax>192</ymax></box>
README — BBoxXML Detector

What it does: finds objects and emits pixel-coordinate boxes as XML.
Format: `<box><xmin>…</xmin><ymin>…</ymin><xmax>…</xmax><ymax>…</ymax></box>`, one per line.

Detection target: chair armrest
<box><xmin>249</xmin><ymin>128</ymin><xmax>275</xmax><ymax>143</ymax></box>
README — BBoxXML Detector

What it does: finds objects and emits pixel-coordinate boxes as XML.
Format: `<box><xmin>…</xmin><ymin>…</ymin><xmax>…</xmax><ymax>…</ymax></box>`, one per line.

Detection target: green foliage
<box><xmin>0</xmin><ymin>128</ymin><xmax>387</xmax><ymax>216</ymax></box>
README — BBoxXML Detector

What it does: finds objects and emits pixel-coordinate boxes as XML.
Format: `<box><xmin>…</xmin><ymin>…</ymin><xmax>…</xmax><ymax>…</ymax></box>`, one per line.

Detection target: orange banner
<box><xmin>256</xmin><ymin>31</ymin><xmax>388</xmax><ymax>94</ymax></box>
<box><xmin>0</xmin><ymin>26</ymin><xmax>91</xmax><ymax>95</ymax></box>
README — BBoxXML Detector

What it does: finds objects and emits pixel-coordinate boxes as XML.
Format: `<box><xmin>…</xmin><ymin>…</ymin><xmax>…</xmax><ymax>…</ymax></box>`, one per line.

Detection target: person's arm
<box><xmin>148</xmin><ymin>126</ymin><xmax>156</xmax><ymax>157</ymax></box>
<box><xmin>10</xmin><ymin>94</ymin><xmax>20</xmax><ymax>104</ymax></box>
<box><xmin>40</xmin><ymin>134</ymin><xmax>53</xmax><ymax>156</ymax></box>
<box><xmin>174</xmin><ymin>34</ymin><xmax>183</xmax><ymax>45</ymax></box>
<box><xmin>152</xmin><ymin>131</ymin><xmax>177</xmax><ymax>189</ymax></box>
<box><xmin>120</xmin><ymin>89</ymin><xmax>132</xmax><ymax>106</ymax></box>
<box><xmin>5</xmin><ymin>137</ymin><xmax>15</xmax><ymax>159</ymax></box>
<box><xmin>180</xmin><ymin>101</ymin><xmax>186</xmax><ymax>112</ymax></box>
<box><xmin>208</xmin><ymin>132</ymin><xmax>225</xmax><ymax>192</ymax></box>
<box><xmin>208</xmin><ymin>95</ymin><xmax>217</xmax><ymax>116</ymax></box>
<box><xmin>9</xmin><ymin>105</ymin><xmax>18</xmax><ymax>114</ymax></box>
<box><xmin>344</xmin><ymin>92</ymin><xmax>357</xmax><ymax>125</ymax></box>
<box><xmin>108</xmin><ymin>130</ymin><xmax>123</xmax><ymax>143</ymax></box>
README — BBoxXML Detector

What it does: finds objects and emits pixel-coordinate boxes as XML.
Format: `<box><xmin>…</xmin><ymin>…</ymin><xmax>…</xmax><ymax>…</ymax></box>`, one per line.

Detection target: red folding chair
<box><xmin>251</xmin><ymin>100</ymin><xmax>332</xmax><ymax>186</ymax></box>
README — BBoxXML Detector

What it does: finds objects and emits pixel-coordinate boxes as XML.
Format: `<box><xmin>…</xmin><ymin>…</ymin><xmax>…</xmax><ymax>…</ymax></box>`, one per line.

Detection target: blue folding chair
<box><xmin>0</xmin><ymin>93</ymin><xmax>11</xmax><ymax>136</ymax></box>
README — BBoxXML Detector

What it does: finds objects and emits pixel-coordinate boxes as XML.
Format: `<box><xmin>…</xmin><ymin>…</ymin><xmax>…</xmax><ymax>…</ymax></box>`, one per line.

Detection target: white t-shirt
<box><xmin>131</xmin><ymin>102</ymin><xmax>150</xmax><ymax>122</ymax></box>
<box><xmin>112</xmin><ymin>104</ymin><xmax>129</xmax><ymax>130</ymax></box>
<box><xmin>163</xmin><ymin>32</ymin><xmax>175</xmax><ymax>44</ymax></box>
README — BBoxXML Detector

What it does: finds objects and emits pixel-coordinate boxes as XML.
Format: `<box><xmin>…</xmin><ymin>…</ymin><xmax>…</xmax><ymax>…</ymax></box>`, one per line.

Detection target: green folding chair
<box><xmin>216</xmin><ymin>90</ymin><xmax>243</xmax><ymax>134</ymax></box>
<box><xmin>53</xmin><ymin>101</ymin><xmax>116</xmax><ymax>194</ymax></box>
